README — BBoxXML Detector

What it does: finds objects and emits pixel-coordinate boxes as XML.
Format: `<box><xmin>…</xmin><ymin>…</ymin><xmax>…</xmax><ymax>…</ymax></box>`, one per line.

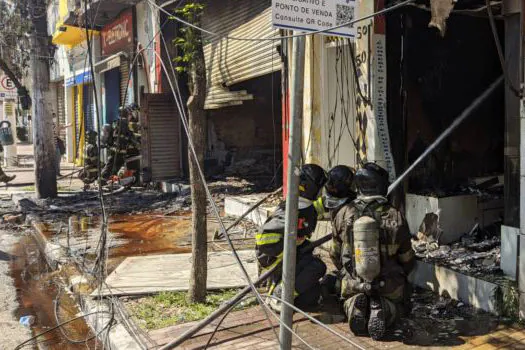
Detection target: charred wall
<box><xmin>388</xmin><ymin>7</ymin><xmax>504</xmax><ymax>195</ymax></box>
<box><xmin>206</xmin><ymin>72</ymin><xmax>282</xmax><ymax>177</ymax></box>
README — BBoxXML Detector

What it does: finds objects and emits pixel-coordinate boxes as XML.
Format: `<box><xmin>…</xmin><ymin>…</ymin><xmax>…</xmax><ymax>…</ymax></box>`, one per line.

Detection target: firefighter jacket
<box><xmin>340</xmin><ymin>196</ymin><xmax>415</xmax><ymax>302</ymax></box>
<box><xmin>329</xmin><ymin>201</ymin><xmax>354</xmax><ymax>271</ymax></box>
<box><xmin>84</xmin><ymin>144</ymin><xmax>99</xmax><ymax>174</ymax></box>
<box><xmin>255</xmin><ymin>197</ymin><xmax>325</xmax><ymax>274</ymax></box>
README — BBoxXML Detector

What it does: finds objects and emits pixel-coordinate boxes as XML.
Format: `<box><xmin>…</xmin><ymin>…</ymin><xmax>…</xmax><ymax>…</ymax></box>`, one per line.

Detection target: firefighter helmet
<box><xmin>355</xmin><ymin>163</ymin><xmax>390</xmax><ymax>196</ymax></box>
<box><xmin>325</xmin><ymin>165</ymin><xmax>356</xmax><ymax>208</ymax></box>
<box><xmin>86</xmin><ymin>130</ymin><xmax>97</xmax><ymax>145</ymax></box>
<box><xmin>299</xmin><ymin>164</ymin><xmax>328</xmax><ymax>201</ymax></box>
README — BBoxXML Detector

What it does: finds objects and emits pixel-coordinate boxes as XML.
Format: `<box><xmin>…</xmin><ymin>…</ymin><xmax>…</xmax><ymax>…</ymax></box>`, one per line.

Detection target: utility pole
<box><xmin>29</xmin><ymin>0</ymin><xmax>57</xmax><ymax>198</ymax></box>
<box><xmin>279</xmin><ymin>33</ymin><xmax>305</xmax><ymax>349</ymax></box>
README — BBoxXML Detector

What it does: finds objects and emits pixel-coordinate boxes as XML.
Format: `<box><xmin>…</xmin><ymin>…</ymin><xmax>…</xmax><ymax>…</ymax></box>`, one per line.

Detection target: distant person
<box><xmin>52</xmin><ymin>113</ymin><xmax>71</xmax><ymax>176</ymax></box>
<box><xmin>0</xmin><ymin>140</ymin><xmax>16</xmax><ymax>184</ymax></box>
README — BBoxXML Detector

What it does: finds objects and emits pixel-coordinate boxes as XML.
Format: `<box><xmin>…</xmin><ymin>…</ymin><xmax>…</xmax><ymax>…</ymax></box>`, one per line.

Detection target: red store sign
<box><xmin>101</xmin><ymin>9</ymin><xmax>134</xmax><ymax>56</ymax></box>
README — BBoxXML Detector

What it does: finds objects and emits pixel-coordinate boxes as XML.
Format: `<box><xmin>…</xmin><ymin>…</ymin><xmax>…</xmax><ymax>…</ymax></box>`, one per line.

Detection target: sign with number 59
<box><xmin>272</xmin><ymin>0</ymin><xmax>357</xmax><ymax>38</ymax></box>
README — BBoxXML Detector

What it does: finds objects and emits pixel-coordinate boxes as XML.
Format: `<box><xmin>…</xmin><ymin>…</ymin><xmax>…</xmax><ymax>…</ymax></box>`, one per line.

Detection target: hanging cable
<box><xmin>486</xmin><ymin>0</ymin><xmax>521</xmax><ymax>98</ymax></box>
<box><xmin>148</xmin><ymin>0</ymin><xmax>413</xmax><ymax>42</ymax></box>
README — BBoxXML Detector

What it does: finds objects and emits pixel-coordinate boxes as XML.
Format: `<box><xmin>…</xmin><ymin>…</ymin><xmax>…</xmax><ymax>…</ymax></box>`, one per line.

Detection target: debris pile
<box><xmin>413</xmin><ymin>234</ymin><xmax>501</xmax><ymax>278</ymax></box>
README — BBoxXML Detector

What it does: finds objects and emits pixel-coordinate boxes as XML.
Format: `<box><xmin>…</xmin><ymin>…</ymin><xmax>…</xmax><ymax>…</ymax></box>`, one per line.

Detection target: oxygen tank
<box><xmin>353</xmin><ymin>215</ymin><xmax>381</xmax><ymax>283</ymax></box>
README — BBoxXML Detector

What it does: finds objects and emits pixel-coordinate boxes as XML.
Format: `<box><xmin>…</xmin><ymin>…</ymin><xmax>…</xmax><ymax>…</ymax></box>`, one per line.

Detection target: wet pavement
<box><xmin>10</xmin><ymin>235</ymin><xmax>99</xmax><ymax>349</ymax></box>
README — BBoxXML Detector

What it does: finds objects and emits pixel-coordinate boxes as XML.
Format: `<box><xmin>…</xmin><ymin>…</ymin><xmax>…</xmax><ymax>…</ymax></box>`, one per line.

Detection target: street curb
<box><xmin>14</xmin><ymin>195</ymin><xmax>145</xmax><ymax>349</ymax></box>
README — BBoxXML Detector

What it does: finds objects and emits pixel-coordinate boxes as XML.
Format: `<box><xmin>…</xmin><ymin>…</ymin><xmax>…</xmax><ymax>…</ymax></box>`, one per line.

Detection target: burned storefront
<box><xmin>161</xmin><ymin>0</ymin><xmax>282</xmax><ymax>183</ymax></box>
<box><xmin>385</xmin><ymin>0</ymin><xmax>520</xmax><ymax>312</ymax></box>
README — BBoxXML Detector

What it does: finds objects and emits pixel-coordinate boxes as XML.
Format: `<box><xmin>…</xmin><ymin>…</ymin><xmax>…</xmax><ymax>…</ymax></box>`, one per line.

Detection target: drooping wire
<box><xmin>486</xmin><ymin>0</ymin><xmax>521</xmax><ymax>98</ymax></box>
<box><xmin>149</xmin><ymin>0</ymin><xmax>413</xmax><ymax>42</ymax></box>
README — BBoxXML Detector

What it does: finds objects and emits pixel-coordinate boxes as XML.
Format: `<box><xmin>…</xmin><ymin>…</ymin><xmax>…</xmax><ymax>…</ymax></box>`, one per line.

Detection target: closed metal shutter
<box><xmin>120</xmin><ymin>58</ymin><xmax>130</xmax><ymax>106</ymax></box>
<box><xmin>83</xmin><ymin>84</ymin><xmax>95</xmax><ymax>132</ymax></box>
<box><xmin>141</xmin><ymin>93</ymin><xmax>181</xmax><ymax>181</ymax></box>
<box><xmin>56</xmin><ymin>83</ymin><xmax>66</xmax><ymax>140</ymax></box>
<box><xmin>74</xmin><ymin>85</ymin><xmax>81</xmax><ymax>160</ymax></box>
<box><xmin>201</xmin><ymin>0</ymin><xmax>280</xmax><ymax>109</ymax></box>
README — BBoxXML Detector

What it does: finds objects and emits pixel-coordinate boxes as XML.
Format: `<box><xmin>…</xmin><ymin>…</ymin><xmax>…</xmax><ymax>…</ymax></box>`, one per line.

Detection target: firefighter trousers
<box><xmin>291</xmin><ymin>253</ymin><xmax>327</xmax><ymax>307</ymax></box>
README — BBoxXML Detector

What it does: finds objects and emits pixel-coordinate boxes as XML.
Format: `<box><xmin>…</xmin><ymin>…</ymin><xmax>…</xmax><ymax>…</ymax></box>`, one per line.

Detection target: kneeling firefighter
<box><xmin>78</xmin><ymin>130</ymin><xmax>99</xmax><ymax>185</ymax></box>
<box><xmin>342</xmin><ymin>163</ymin><xmax>415</xmax><ymax>340</ymax></box>
<box><xmin>320</xmin><ymin>165</ymin><xmax>357</xmax><ymax>298</ymax></box>
<box><xmin>255</xmin><ymin>164</ymin><xmax>328</xmax><ymax>312</ymax></box>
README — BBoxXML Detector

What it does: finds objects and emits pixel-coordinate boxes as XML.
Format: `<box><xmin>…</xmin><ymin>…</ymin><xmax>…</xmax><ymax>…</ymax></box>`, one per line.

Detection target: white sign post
<box><xmin>272</xmin><ymin>0</ymin><xmax>357</xmax><ymax>37</ymax></box>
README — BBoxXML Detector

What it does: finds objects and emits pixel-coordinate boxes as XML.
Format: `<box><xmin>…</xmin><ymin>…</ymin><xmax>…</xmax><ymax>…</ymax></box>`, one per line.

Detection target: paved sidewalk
<box><xmin>149</xmin><ymin>305</ymin><xmax>525</xmax><ymax>350</ymax></box>
<box><xmin>1</xmin><ymin>144</ymin><xmax>84</xmax><ymax>193</ymax></box>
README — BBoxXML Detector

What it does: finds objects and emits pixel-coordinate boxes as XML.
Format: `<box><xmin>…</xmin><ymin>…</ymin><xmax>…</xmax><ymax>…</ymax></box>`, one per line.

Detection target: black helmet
<box><xmin>355</xmin><ymin>162</ymin><xmax>390</xmax><ymax>196</ymax></box>
<box><xmin>299</xmin><ymin>164</ymin><xmax>328</xmax><ymax>200</ymax></box>
<box><xmin>86</xmin><ymin>130</ymin><xmax>97</xmax><ymax>144</ymax></box>
<box><xmin>325</xmin><ymin>165</ymin><xmax>356</xmax><ymax>208</ymax></box>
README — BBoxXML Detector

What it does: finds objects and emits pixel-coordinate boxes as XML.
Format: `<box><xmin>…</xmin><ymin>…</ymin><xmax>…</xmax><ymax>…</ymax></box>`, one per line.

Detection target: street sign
<box><xmin>0</xmin><ymin>75</ymin><xmax>17</xmax><ymax>100</ymax></box>
<box><xmin>272</xmin><ymin>0</ymin><xmax>357</xmax><ymax>37</ymax></box>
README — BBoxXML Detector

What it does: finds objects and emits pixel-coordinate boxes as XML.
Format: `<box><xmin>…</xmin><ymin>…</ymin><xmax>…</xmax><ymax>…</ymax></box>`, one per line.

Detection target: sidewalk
<box><xmin>2</xmin><ymin>143</ymin><xmax>84</xmax><ymax>192</ymax></box>
<box><xmin>150</xmin><ymin>305</ymin><xmax>525</xmax><ymax>350</ymax></box>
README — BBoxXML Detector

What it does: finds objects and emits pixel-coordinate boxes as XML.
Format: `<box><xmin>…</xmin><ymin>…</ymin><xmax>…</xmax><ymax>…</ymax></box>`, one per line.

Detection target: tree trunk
<box><xmin>188</xmin><ymin>28</ymin><xmax>207</xmax><ymax>303</ymax></box>
<box><xmin>29</xmin><ymin>0</ymin><xmax>57</xmax><ymax>198</ymax></box>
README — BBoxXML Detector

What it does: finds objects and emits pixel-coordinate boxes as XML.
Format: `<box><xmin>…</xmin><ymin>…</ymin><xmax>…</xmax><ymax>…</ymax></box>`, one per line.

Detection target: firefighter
<box><xmin>341</xmin><ymin>163</ymin><xmax>415</xmax><ymax>340</ymax></box>
<box><xmin>256</xmin><ymin>164</ymin><xmax>328</xmax><ymax>312</ymax></box>
<box><xmin>319</xmin><ymin>165</ymin><xmax>357</xmax><ymax>299</ymax></box>
<box><xmin>101</xmin><ymin>117</ymin><xmax>130</xmax><ymax>180</ymax></box>
<box><xmin>78</xmin><ymin>130</ymin><xmax>99</xmax><ymax>185</ymax></box>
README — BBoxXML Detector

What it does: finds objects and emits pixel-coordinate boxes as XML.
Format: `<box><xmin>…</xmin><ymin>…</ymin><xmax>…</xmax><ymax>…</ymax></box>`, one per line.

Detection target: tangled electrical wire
<box><xmin>16</xmin><ymin>0</ymin><xmax>413</xmax><ymax>348</ymax></box>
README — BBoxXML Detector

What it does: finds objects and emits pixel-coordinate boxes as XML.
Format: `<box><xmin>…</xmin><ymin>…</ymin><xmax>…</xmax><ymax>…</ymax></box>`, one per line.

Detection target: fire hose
<box><xmin>160</xmin><ymin>233</ymin><xmax>332</xmax><ymax>349</ymax></box>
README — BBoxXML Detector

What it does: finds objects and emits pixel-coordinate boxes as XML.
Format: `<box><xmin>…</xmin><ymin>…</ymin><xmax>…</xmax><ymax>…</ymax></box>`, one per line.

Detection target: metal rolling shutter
<box><xmin>56</xmin><ymin>83</ymin><xmax>66</xmax><ymax>140</ymax></box>
<box><xmin>74</xmin><ymin>86</ymin><xmax>81</xmax><ymax>160</ymax></box>
<box><xmin>201</xmin><ymin>0</ymin><xmax>280</xmax><ymax>109</ymax></box>
<box><xmin>141</xmin><ymin>93</ymin><xmax>181</xmax><ymax>181</ymax></box>
<box><xmin>120</xmin><ymin>59</ymin><xmax>129</xmax><ymax>106</ymax></box>
<box><xmin>83</xmin><ymin>84</ymin><xmax>95</xmax><ymax>131</ymax></box>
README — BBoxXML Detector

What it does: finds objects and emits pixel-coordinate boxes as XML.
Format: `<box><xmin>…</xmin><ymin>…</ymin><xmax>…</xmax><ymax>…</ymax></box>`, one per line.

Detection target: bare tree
<box><xmin>174</xmin><ymin>2</ymin><xmax>208</xmax><ymax>303</ymax></box>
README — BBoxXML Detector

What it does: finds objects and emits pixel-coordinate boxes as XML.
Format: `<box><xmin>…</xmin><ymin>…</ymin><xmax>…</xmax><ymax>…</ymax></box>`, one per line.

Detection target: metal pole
<box><xmin>279</xmin><ymin>33</ymin><xmax>305</xmax><ymax>350</ymax></box>
<box><xmin>387</xmin><ymin>75</ymin><xmax>504</xmax><ymax>195</ymax></box>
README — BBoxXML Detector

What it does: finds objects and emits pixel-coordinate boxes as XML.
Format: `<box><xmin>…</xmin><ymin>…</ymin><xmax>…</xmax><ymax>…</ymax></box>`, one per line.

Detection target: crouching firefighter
<box><xmin>342</xmin><ymin>163</ymin><xmax>415</xmax><ymax>340</ymax></box>
<box><xmin>255</xmin><ymin>164</ymin><xmax>328</xmax><ymax>312</ymax></box>
<box><xmin>78</xmin><ymin>130</ymin><xmax>99</xmax><ymax>185</ymax></box>
<box><xmin>319</xmin><ymin>165</ymin><xmax>357</xmax><ymax>299</ymax></box>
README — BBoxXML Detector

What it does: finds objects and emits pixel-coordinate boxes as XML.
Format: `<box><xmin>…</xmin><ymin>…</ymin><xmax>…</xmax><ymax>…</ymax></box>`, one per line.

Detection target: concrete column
<box><xmin>302</xmin><ymin>35</ymin><xmax>323</xmax><ymax>165</ymax></box>
<box><xmin>3</xmin><ymin>101</ymin><xmax>17</xmax><ymax>167</ymax></box>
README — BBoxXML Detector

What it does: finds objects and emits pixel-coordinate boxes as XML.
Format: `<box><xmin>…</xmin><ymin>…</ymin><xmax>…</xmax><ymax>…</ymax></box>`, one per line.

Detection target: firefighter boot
<box><xmin>345</xmin><ymin>293</ymin><xmax>369</xmax><ymax>336</ymax></box>
<box><xmin>368</xmin><ymin>296</ymin><xmax>387</xmax><ymax>340</ymax></box>
<box><xmin>267</xmin><ymin>284</ymin><xmax>283</xmax><ymax>313</ymax></box>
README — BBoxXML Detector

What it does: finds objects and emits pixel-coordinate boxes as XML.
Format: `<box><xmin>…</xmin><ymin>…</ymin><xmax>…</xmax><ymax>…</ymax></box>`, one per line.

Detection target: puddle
<box><xmin>108</xmin><ymin>214</ymin><xmax>193</xmax><ymax>257</ymax></box>
<box><xmin>10</xmin><ymin>235</ymin><xmax>99</xmax><ymax>349</ymax></box>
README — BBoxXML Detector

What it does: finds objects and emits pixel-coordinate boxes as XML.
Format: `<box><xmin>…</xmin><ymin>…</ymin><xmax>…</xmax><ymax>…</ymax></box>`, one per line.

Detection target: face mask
<box><xmin>324</xmin><ymin>194</ymin><xmax>348</xmax><ymax>209</ymax></box>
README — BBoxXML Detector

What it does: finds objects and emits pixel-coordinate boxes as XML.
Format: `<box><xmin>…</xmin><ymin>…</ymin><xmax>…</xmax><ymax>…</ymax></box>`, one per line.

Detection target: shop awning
<box><xmin>52</xmin><ymin>25</ymin><xmax>99</xmax><ymax>48</ymax></box>
<box><xmin>94</xmin><ymin>52</ymin><xmax>129</xmax><ymax>74</ymax></box>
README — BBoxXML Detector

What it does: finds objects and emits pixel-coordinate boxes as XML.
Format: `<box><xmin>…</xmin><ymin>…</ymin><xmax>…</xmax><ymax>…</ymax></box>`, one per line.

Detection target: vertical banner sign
<box><xmin>272</xmin><ymin>0</ymin><xmax>357</xmax><ymax>37</ymax></box>
<box><xmin>355</xmin><ymin>0</ymin><xmax>395</xmax><ymax>180</ymax></box>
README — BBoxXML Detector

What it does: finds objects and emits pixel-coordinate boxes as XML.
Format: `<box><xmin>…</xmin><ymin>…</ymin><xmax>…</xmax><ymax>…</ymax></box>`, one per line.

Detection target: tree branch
<box><xmin>0</xmin><ymin>56</ymin><xmax>23</xmax><ymax>90</ymax></box>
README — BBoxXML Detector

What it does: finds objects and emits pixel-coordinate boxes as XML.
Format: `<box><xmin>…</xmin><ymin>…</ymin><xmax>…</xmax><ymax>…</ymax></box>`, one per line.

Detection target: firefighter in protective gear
<box><xmin>341</xmin><ymin>163</ymin><xmax>415</xmax><ymax>340</ymax></box>
<box><xmin>78</xmin><ymin>130</ymin><xmax>99</xmax><ymax>185</ymax></box>
<box><xmin>255</xmin><ymin>164</ymin><xmax>328</xmax><ymax>312</ymax></box>
<box><xmin>319</xmin><ymin>165</ymin><xmax>357</xmax><ymax>299</ymax></box>
<box><xmin>101</xmin><ymin>115</ymin><xmax>139</xmax><ymax>180</ymax></box>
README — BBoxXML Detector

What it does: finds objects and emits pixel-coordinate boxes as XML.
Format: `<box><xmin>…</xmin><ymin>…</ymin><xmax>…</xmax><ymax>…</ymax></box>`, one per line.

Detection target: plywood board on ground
<box><xmin>93</xmin><ymin>250</ymin><xmax>257</xmax><ymax>297</ymax></box>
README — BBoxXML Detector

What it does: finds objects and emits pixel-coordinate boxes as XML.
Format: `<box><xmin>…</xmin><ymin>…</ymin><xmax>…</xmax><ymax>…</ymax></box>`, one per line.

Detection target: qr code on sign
<box><xmin>336</xmin><ymin>4</ymin><xmax>355</xmax><ymax>28</ymax></box>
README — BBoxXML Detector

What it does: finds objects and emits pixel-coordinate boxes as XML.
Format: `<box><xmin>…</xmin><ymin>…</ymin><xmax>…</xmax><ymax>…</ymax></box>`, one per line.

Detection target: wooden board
<box><xmin>93</xmin><ymin>250</ymin><xmax>258</xmax><ymax>297</ymax></box>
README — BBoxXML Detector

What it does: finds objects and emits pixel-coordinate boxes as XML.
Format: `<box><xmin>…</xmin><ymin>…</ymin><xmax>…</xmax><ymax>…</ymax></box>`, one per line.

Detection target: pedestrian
<box><xmin>255</xmin><ymin>164</ymin><xmax>328</xmax><ymax>312</ymax></box>
<box><xmin>52</xmin><ymin>113</ymin><xmax>71</xmax><ymax>177</ymax></box>
<box><xmin>0</xmin><ymin>141</ymin><xmax>16</xmax><ymax>184</ymax></box>
<box><xmin>339</xmin><ymin>163</ymin><xmax>415</xmax><ymax>340</ymax></box>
